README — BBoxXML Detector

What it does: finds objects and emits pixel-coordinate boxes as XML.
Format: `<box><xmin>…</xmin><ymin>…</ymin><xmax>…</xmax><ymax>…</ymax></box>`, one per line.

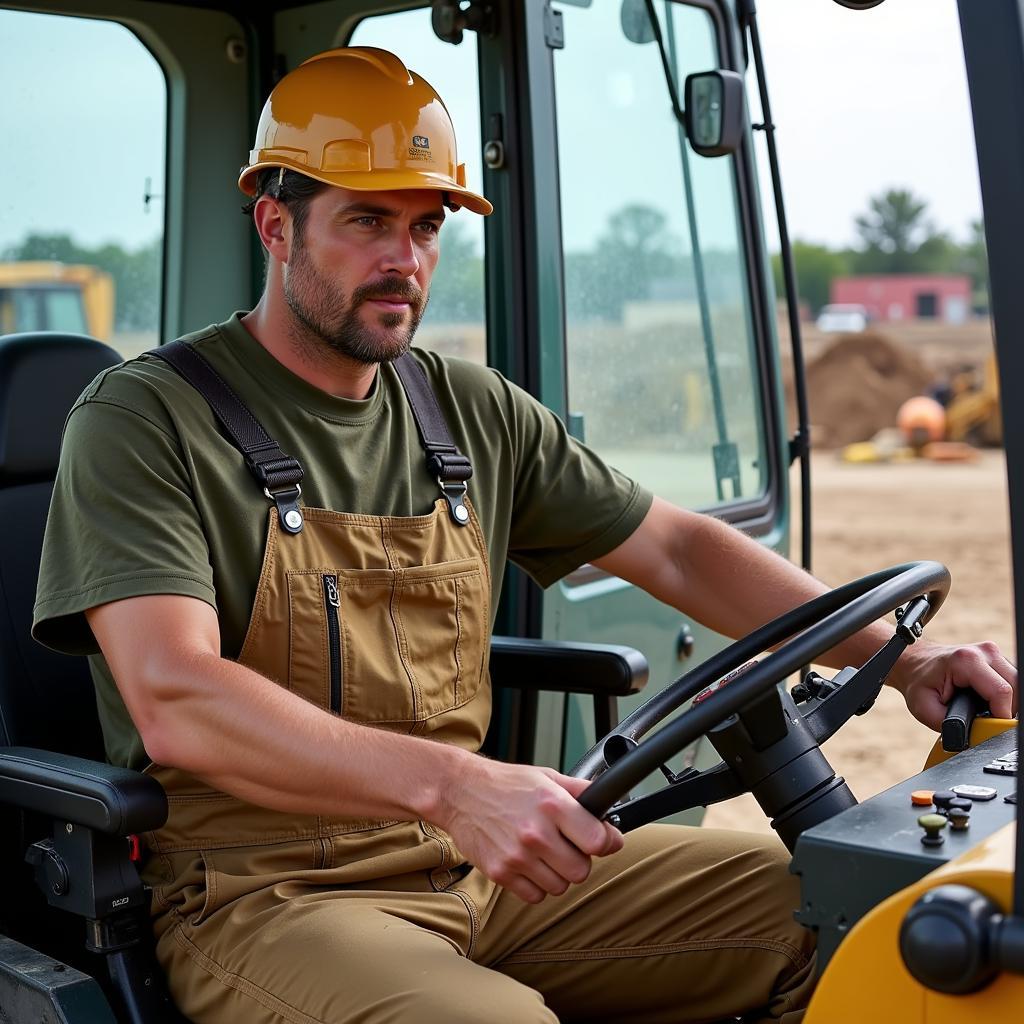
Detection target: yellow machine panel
<box><xmin>805</xmin><ymin>825</ymin><xmax>1020</xmax><ymax>1022</ymax></box>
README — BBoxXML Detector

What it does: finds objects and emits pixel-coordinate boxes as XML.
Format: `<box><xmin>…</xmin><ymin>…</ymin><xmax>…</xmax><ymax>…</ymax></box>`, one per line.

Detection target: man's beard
<box><xmin>283</xmin><ymin>240</ymin><xmax>426</xmax><ymax>365</ymax></box>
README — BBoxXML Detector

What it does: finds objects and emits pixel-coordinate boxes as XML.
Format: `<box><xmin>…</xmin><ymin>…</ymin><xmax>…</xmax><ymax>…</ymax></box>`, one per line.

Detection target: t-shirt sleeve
<box><xmin>503</xmin><ymin>380</ymin><xmax>653</xmax><ymax>587</ymax></box>
<box><xmin>33</xmin><ymin>397</ymin><xmax>216</xmax><ymax>656</ymax></box>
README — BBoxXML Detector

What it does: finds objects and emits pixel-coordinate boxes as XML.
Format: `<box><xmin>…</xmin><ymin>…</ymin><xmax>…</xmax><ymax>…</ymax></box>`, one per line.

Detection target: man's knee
<box><xmin>412</xmin><ymin>973</ymin><xmax>557</xmax><ymax>1024</ymax></box>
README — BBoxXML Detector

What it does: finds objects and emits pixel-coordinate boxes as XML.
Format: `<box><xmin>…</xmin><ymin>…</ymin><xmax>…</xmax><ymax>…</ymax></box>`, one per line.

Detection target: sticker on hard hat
<box><xmin>412</xmin><ymin>136</ymin><xmax>430</xmax><ymax>149</ymax></box>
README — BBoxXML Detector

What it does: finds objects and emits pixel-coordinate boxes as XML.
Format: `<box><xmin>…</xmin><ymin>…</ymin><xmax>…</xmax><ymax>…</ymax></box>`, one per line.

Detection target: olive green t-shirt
<box><xmin>33</xmin><ymin>314</ymin><xmax>652</xmax><ymax>769</ymax></box>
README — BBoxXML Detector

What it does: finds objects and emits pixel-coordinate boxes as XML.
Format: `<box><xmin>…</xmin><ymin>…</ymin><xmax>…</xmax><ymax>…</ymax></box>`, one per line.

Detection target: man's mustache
<box><xmin>353</xmin><ymin>280</ymin><xmax>424</xmax><ymax>308</ymax></box>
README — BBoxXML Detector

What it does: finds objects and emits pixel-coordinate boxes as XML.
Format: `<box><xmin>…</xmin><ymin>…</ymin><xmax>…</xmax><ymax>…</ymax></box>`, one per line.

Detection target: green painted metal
<box><xmin>519</xmin><ymin>0</ymin><xmax>570</xmax><ymax>418</ymax></box>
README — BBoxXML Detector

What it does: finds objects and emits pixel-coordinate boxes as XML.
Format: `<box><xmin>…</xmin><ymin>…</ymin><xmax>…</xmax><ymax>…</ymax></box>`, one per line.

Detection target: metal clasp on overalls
<box><xmin>438</xmin><ymin>477</ymin><xmax>470</xmax><ymax>525</ymax></box>
<box><xmin>265</xmin><ymin>483</ymin><xmax>304</xmax><ymax>534</ymax></box>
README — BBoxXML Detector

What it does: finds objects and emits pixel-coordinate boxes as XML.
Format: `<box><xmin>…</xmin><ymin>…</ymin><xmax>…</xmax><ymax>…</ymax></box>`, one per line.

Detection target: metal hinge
<box><xmin>544</xmin><ymin>4</ymin><xmax>565</xmax><ymax>48</ymax></box>
<box><xmin>432</xmin><ymin>0</ymin><xmax>497</xmax><ymax>45</ymax></box>
<box><xmin>788</xmin><ymin>428</ymin><xmax>809</xmax><ymax>467</ymax></box>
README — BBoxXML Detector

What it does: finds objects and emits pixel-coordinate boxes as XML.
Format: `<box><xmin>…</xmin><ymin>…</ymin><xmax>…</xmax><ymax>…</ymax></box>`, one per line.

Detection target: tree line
<box><xmin>771</xmin><ymin>188</ymin><xmax>989</xmax><ymax>316</ymax></box>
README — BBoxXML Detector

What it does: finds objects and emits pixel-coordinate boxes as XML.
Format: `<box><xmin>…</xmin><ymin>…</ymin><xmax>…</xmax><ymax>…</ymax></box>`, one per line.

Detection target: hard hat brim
<box><xmin>238</xmin><ymin>161</ymin><xmax>493</xmax><ymax>216</ymax></box>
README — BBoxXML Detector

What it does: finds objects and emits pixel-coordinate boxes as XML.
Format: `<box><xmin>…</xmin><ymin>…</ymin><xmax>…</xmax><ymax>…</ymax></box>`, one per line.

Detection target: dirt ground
<box><xmin>702</xmin><ymin>449</ymin><xmax>1014</xmax><ymax>834</ymax></box>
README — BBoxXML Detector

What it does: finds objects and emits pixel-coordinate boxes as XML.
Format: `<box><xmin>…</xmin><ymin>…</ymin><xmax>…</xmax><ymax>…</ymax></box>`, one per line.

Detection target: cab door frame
<box><xmin>518</xmin><ymin>0</ymin><xmax>791</xmax><ymax>776</ymax></box>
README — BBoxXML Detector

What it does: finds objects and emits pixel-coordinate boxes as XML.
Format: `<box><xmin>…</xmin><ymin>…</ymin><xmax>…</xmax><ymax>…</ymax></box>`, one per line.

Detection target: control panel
<box><xmin>791</xmin><ymin>730</ymin><xmax>1017</xmax><ymax>972</ymax></box>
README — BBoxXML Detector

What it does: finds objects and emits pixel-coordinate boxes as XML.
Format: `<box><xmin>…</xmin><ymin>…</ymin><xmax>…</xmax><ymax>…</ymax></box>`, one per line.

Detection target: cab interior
<box><xmin>1</xmin><ymin>1</ymin><xmax>1022</xmax><ymax>1021</ymax></box>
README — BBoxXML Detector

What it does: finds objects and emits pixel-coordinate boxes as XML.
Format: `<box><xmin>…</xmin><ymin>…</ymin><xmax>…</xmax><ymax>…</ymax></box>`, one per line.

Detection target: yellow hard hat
<box><xmin>238</xmin><ymin>47</ymin><xmax>492</xmax><ymax>215</ymax></box>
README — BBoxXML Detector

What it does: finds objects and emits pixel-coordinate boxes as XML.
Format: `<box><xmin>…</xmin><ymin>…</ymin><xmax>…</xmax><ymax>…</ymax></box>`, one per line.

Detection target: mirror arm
<box><xmin>643</xmin><ymin>0</ymin><xmax>687</xmax><ymax>127</ymax></box>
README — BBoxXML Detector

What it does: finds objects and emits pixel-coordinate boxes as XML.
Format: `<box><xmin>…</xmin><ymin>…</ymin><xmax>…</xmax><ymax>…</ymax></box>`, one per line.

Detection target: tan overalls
<box><xmin>140</xmin><ymin>343</ymin><xmax>816</xmax><ymax>1023</ymax></box>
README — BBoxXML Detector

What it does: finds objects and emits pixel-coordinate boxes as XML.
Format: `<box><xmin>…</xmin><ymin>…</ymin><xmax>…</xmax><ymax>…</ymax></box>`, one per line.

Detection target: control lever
<box><xmin>801</xmin><ymin>596</ymin><xmax>931</xmax><ymax>744</ymax></box>
<box><xmin>941</xmin><ymin>688</ymin><xmax>990</xmax><ymax>753</ymax></box>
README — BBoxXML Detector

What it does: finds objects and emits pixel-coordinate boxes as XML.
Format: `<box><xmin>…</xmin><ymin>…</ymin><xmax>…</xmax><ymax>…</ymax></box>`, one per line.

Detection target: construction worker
<box><xmin>33</xmin><ymin>48</ymin><xmax>1017</xmax><ymax>1023</ymax></box>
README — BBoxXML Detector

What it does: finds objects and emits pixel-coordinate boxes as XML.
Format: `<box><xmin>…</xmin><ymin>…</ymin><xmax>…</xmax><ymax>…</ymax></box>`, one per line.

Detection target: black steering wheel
<box><xmin>573</xmin><ymin>562</ymin><xmax>951</xmax><ymax>851</ymax></box>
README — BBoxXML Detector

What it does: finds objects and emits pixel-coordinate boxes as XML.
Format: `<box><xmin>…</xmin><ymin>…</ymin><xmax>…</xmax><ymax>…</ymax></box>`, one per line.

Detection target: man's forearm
<box><xmin>677</xmin><ymin>512</ymin><xmax>901</xmax><ymax>675</ymax></box>
<box><xmin>596</xmin><ymin>499</ymin><xmax>910</xmax><ymax>687</ymax></box>
<box><xmin>137</xmin><ymin>650</ymin><xmax>469</xmax><ymax>823</ymax></box>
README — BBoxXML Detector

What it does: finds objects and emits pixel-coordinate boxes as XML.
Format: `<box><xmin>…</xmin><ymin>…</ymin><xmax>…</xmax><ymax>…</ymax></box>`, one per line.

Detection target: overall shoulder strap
<box><xmin>146</xmin><ymin>340</ymin><xmax>306</xmax><ymax>534</ymax></box>
<box><xmin>392</xmin><ymin>352</ymin><xmax>473</xmax><ymax>526</ymax></box>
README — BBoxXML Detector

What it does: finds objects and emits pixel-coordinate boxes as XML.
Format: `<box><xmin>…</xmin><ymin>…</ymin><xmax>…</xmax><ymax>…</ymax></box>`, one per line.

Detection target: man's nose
<box><xmin>379</xmin><ymin>230</ymin><xmax>421</xmax><ymax>277</ymax></box>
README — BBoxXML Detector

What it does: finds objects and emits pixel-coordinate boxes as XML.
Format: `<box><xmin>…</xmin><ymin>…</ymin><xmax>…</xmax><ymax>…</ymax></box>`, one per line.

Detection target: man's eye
<box><xmin>356</xmin><ymin>216</ymin><xmax>379</xmax><ymax>227</ymax></box>
<box><xmin>416</xmin><ymin>222</ymin><xmax>441</xmax><ymax>235</ymax></box>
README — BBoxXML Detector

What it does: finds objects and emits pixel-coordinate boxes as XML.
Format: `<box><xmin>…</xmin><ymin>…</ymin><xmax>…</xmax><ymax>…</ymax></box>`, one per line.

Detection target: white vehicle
<box><xmin>816</xmin><ymin>303</ymin><xmax>869</xmax><ymax>333</ymax></box>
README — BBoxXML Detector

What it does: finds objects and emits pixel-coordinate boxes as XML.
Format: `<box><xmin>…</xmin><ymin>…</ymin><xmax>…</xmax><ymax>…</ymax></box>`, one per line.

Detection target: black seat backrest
<box><xmin>0</xmin><ymin>332</ymin><xmax>122</xmax><ymax>759</ymax></box>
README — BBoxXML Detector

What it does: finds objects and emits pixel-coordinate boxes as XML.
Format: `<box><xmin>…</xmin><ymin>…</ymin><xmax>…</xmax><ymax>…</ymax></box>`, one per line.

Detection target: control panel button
<box><xmin>918</xmin><ymin>813</ymin><xmax>948</xmax><ymax>847</ymax></box>
<box><xmin>910</xmin><ymin>790</ymin><xmax>934</xmax><ymax>807</ymax></box>
<box><xmin>982</xmin><ymin>747</ymin><xmax>1017</xmax><ymax>776</ymax></box>
<box><xmin>951</xmin><ymin>784</ymin><xmax>998</xmax><ymax>801</ymax></box>
<box><xmin>947</xmin><ymin>808</ymin><xmax>970</xmax><ymax>831</ymax></box>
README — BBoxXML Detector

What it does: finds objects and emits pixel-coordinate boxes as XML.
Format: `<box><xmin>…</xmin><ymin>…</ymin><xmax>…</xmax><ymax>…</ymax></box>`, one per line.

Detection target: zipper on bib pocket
<box><xmin>323</xmin><ymin>574</ymin><xmax>342</xmax><ymax>714</ymax></box>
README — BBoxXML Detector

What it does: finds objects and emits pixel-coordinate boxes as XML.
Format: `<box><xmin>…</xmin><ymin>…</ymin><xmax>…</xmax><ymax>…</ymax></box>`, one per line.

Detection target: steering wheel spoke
<box><xmin>605</xmin><ymin>762</ymin><xmax>744</xmax><ymax>834</ymax></box>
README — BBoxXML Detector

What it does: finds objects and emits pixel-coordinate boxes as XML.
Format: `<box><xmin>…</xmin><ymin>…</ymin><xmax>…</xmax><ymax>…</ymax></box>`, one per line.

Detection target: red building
<box><xmin>831</xmin><ymin>274</ymin><xmax>971</xmax><ymax>323</ymax></box>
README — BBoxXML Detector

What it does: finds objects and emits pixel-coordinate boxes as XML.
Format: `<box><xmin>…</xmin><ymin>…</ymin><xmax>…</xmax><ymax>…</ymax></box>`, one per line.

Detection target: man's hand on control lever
<box><xmin>891</xmin><ymin>637</ymin><xmax>1018</xmax><ymax>731</ymax></box>
<box><xmin>434</xmin><ymin>757</ymin><xmax>624</xmax><ymax>904</ymax></box>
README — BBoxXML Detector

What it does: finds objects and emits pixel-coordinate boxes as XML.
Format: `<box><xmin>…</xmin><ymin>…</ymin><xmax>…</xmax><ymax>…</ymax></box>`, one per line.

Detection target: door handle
<box><xmin>676</xmin><ymin>623</ymin><xmax>695</xmax><ymax>662</ymax></box>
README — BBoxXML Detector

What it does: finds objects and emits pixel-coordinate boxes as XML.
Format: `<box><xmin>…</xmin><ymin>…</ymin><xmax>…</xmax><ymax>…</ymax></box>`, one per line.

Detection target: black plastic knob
<box><xmin>947</xmin><ymin>808</ymin><xmax>971</xmax><ymax>832</ymax></box>
<box><xmin>25</xmin><ymin>839</ymin><xmax>69</xmax><ymax>897</ymax></box>
<box><xmin>899</xmin><ymin>884</ymin><xmax>1002</xmax><ymax>994</ymax></box>
<box><xmin>932</xmin><ymin>790</ymin><xmax>957</xmax><ymax>811</ymax></box>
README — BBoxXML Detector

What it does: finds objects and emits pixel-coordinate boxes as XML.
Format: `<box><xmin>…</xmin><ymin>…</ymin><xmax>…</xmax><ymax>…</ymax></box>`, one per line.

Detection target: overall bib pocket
<box><xmin>286</xmin><ymin>557</ymin><xmax>487</xmax><ymax>726</ymax></box>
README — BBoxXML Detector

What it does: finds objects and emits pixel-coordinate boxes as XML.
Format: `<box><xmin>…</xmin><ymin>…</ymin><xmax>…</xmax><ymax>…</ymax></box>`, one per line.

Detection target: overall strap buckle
<box><xmin>250</xmin><ymin>445</ymin><xmax>305</xmax><ymax>533</ymax></box>
<box><xmin>438</xmin><ymin>478</ymin><xmax>470</xmax><ymax>525</ymax></box>
<box><xmin>264</xmin><ymin>483</ymin><xmax>304</xmax><ymax>534</ymax></box>
<box><xmin>427</xmin><ymin>448</ymin><xmax>474</xmax><ymax>484</ymax></box>
<box><xmin>392</xmin><ymin>353</ymin><xmax>474</xmax><ymax>527</ymax></box>
<box><xmin>147</xmin><ymin>341</ymin><xmax>306</xmax><ymax>534</ymax></box>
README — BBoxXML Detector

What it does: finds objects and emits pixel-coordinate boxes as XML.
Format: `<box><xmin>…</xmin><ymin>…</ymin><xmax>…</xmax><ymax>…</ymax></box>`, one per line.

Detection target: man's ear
<box><xmin>252</xmin><ymin>195</ymin><xmax>292</xmax><ymax>263</ymax></box>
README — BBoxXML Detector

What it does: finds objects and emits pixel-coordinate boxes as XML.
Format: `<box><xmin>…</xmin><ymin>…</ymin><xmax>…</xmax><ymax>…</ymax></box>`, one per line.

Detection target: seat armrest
<box><xmin>489</xmin><ymin>637</ymin><xmax>648</xmax><ymax>696</ymax></box>
<box><xmin>0</xmin><ymin>747</ymin><xmax>167</xmax><ymax>835</ymax></box>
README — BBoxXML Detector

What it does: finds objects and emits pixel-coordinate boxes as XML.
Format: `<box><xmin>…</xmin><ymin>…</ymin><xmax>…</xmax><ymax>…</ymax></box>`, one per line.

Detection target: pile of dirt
<box><xmin>799</xmin><ymin>332</ymin><xmax>934</xmax><ymax>449</ymax></box>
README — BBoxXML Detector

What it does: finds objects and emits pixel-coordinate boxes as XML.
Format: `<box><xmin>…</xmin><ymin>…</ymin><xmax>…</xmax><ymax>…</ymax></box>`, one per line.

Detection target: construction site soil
<box><xmin>703</xmin><ymin>449</ymin><xmax>1014</xmax><ymax>836</ymax></box>
<box><xmin>781</xmin><ymin>318</ymin><xmax>995</xmax><ymax>450</ymax></box>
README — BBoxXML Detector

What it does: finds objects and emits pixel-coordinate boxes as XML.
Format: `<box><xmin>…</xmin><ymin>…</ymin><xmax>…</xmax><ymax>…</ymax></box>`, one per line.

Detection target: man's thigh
<box><xmin>158</xmin><ymin>887</ymin><xmax>557</xmax><ymax>1024</ymax></box>
<box><xmin>472</xmin><ymin>824</ymin><xmax>817</xmax><ymax>1024</ymax></box>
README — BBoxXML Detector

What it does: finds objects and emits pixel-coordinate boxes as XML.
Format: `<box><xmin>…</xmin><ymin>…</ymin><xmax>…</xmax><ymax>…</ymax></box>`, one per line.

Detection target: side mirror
<box><xmin>620</xmin><ymin>0</ymin><xmax>656</xmax><ymax>43</ymax></box>
<box><xmin>684</xmin><ymin>70</ymin><xmax>746</xmax><ymax>157</ymax></box>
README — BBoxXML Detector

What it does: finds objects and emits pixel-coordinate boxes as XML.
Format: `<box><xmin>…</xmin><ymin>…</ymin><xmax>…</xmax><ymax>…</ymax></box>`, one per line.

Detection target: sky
<box><xmin>0</xmin><ymin>11</ymin><xmax>167</xmax><ymax>252</ymax></box>
<box><xmin>0</xmin><ymin>0</ymin><xmax>983</xmax><ymax>254</ymax></box>
<box><xmin>750</xmin><ymin>0</ymin><xmax>982</xmax><ymax>251</ymax></box>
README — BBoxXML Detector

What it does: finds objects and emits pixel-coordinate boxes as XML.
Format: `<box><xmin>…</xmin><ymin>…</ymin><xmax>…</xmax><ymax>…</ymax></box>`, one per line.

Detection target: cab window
<box><xmin>0</xmin><ymin>9</ymin><xmax>166</xmax><ymax>356</ymax></box>
<box><xmin>350</xmin><ymin>8</ymin><xmax>487</xmax><ymax>365</ymax></box>
<box><xmin>554</xmin><ymin>0</ymin><xmax>770</xmax><ymax>513</ymax></box>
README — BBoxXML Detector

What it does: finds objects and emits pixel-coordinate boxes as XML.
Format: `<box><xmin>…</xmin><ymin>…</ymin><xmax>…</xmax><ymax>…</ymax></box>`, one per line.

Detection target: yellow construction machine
<box><xmin>946</xmin><ymin>353</ymin><xmax>1003</xmax><ymax>446</ymax></box>
<box><xmin>0</xmin><ymin>262</ymin><xmax>115</xmax><ymax>340</ymax></box>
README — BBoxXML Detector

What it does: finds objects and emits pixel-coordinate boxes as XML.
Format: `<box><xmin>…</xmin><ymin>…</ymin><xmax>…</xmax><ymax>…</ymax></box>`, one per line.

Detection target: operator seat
<box><xmin>0</xmin><ymin>331</ymin><xmax>122</xmax><ymax>960</ymax></box>
<box><xmin>0</xmin><ymin>331</ymin><xmax>121</xmax><ymax>757</ymax></box>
